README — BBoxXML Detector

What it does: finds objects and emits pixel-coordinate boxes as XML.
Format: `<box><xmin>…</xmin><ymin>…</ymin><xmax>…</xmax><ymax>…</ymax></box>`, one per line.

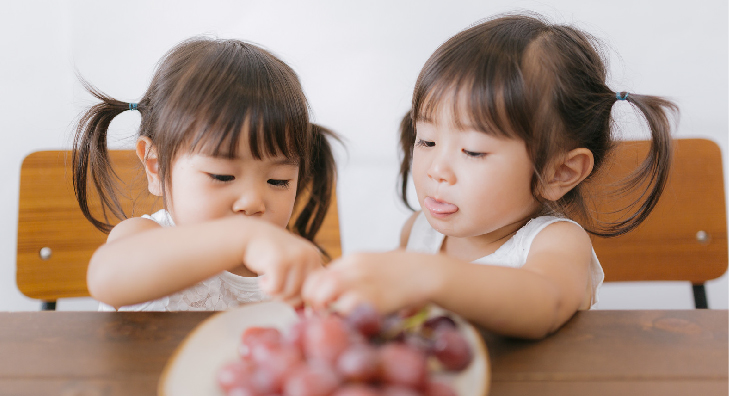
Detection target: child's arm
<box><xmin>302</xmin><ymin>220</ymin><xmax>592</xmax><ymax>339</ymax></box>
<box><xmin>87</xmin><ymin>216</ymin><xmax>322</xmax><ymax>309</ymax></box>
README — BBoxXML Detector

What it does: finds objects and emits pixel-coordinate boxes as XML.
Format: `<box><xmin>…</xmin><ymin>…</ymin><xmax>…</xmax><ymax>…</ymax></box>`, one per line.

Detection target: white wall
<box><xmin>1</xmin><ymin>0</ymin><xmax>726</xmax><ymax>311</ymax></box>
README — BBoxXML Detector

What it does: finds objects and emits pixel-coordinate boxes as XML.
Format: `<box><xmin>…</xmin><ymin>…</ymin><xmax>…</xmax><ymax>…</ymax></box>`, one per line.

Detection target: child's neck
<box><xmin>440</xmin><ymin>217</ymin><xmax>533</xmax><ymax>262</ymax></box>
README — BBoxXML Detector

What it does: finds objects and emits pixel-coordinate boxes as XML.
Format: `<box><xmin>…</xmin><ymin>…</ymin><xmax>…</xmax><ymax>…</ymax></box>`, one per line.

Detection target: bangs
<box><xmin>157</xmin><ymin>38</ymin><xmax>309</xmax><ymax>162</ymax></box>
<box><xmin>415</xmin><ymin>79</ymin><xmax>519</xmax><ymax>139</ymax></box>
<box><xmin>188</xmin><ymin>108</ymin><xmax>304</xmax><ymax>162</ymax></box>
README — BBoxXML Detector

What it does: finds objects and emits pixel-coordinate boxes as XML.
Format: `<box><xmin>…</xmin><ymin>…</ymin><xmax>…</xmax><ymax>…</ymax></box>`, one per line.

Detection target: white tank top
<box><xmin>405</xmin><ymin>212</ymin><xmax>604</xmax><ymax>307</ymax></box>
<box><xmin>98</xmin><ymin>209</ymin><xmax>268</xmax><ymax>311</ymax></box>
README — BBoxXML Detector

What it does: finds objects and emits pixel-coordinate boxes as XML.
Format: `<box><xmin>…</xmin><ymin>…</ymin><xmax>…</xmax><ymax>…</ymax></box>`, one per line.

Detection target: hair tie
<box><xmin>615</xmin><ymin>92</ymin><xmax>629</xmax><ymax>101</ymax></box>
<box><xmin>129</xmin><ymin>102</ymin><xmax>138</xmax><ymax>111</ymax></box>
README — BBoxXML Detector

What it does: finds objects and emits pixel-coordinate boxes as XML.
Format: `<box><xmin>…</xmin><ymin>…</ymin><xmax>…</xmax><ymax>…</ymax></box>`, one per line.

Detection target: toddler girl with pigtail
<box><xmin>303</xmin><ymin>14</ymin><xmax>677</xmax><ymax>339</ymax></box>
<box><xmin>73</xmin><ymin>37</ymin><xmax>338</xmax><ymax>311</ymax></box>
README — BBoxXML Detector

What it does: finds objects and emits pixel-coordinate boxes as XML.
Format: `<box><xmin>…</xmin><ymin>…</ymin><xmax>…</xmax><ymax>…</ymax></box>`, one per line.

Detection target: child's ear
<box><xmin>540</xmin><ymin>148</ymin><xmax>594</xmax><ymax>201</ymax></box>
<box><xmin>135</xmin><ymin>136</ymin><xmax>163</xmax><ymax>197</ymax></box>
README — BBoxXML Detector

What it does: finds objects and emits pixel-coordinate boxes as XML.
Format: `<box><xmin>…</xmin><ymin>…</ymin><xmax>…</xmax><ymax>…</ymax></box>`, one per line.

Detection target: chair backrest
<box><xmin>16</xmin><ymin>150</ymin><xmax>341</xmax><ymax>303</ymax></box>
<box><xmin>589</xmin><ymin>138</ymin><xmax>727</xmax><ymax>285</ymax></box>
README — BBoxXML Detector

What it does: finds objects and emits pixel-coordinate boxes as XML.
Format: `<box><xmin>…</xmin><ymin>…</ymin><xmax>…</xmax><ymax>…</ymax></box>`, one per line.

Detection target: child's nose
<box><xmin>428</xmin><ymin>153</ymin><xmax>456</xmax><ymax>184</ymax></box>
<box><xmin>232</xmin><ymin>189</ymin><xmax>265</xmax><ymax>216</ymax></box>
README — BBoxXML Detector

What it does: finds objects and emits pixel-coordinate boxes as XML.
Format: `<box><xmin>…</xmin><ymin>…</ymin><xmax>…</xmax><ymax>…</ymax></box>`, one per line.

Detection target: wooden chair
<box><xmin>16</xmin><ymin>150</ymin><xmax>342</xmax><ymax>310</ymax></box>
<box><xmin>588</xmin><ymin>138</ymin><xmax>727</xmax><ymax>308</ymax></box>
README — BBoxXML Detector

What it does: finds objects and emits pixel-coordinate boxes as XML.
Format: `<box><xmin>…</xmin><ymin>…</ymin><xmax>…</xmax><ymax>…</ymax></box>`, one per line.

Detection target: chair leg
<box><xmin>692</xmin><ymin>284</ymin><xmax>708</xmax><ymax>309</ymax></box>
<box><xmin>41</xmin><ymin>301</ymin><xmax>57</xmax><ymax>311</ymax></box>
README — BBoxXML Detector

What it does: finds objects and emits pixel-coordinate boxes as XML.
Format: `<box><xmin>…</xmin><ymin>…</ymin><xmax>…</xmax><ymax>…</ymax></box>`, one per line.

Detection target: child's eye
<box><xmin>462</xmin><ymin>149</ymin><xmax>486</xmax><ymax>158</ymax></box>
<box><xmin>208</xmin><ymin>174</ymin><xmax>235</xmax><ymax>182</ymax></box>
<box><xmin>415</xmin><ymin>139</ymin><xmax>435</xmax><ymax>148</ymax></box>
<box><xmin>268</xmin><ymin>179</ymin><xmax>290</xmax><ymax>188</ymax></box>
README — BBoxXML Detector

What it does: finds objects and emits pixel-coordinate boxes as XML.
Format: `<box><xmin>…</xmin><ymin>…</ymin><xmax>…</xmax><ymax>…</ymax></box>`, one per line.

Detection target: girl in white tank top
<box><xmin>73</xmin><ymin>37</ymin><xmax>339</xmax><ymax>312</ymax></box>
<box><xmin>302</xmin><ymin>14</ymin><xmax>676</xmax><ymax>339</ymax></box>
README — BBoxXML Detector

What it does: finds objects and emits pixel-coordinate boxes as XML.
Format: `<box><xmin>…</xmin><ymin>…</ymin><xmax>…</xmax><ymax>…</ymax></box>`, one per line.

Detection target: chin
<box><xmin>425</xmin><ymin>215</ymin><xmax>458</xmax><ymax>237</ymax></box>
<box><xmin>426</xmin><ymin>216</ymin><xmax>484</xmax><ymax>239</ymax></box>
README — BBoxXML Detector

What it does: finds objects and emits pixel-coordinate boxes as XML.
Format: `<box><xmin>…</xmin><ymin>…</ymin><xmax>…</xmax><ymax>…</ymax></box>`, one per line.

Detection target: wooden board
<box><xmin>587</xmin><ymin>139</ymin><xmax>727</xmax><ymax>283</ymax></box>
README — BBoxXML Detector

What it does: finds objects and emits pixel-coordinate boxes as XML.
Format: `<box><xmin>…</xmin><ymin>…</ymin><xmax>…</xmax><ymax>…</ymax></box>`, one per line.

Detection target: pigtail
<box><xmin>591</xmin><ymin>93</ymin><xmax>677</xmax><ymax>237</ymax></box>
<box><xmin>293</xmin><ymin>123</ymin><xmax>339</xmax><ymax>256</ymax></box>
<box><xmin>398</xmin><ymin>110</ymin><xmax>417</xmax><ymax>210</ymax></box>
<box><xmin>72</xmin><ymin>78</ymin><xmax>138</xmax><ymax>233</ymax></box>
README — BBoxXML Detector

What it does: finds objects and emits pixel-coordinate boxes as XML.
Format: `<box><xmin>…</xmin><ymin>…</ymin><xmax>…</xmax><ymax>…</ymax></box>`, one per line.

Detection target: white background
<box><xmin>1</xmin><ymin>0</ymin><xmax>726</xmax><ymax>311</ymax></box>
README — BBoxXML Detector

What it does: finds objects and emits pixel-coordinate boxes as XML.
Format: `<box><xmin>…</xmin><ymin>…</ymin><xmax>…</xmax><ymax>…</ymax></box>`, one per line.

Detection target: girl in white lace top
<box><xmin>73</xmin><ymin>37</ymin><xmax>338</xmax><ymax>311</ymax></box>
<box><xmin>303</xmin><ymin>14</ymin><xmax>677</xmax><ymax>339</ymax></box>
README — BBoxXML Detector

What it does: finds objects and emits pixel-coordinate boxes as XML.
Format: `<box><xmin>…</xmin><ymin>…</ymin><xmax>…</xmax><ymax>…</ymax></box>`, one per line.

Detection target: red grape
<box><xmin>336</xmin><ymin>343</ymin><xmax>380</xmax><ymax>382</ymax></box>
<box><xmin>346</xmin><ymin>303</ymin><xmax>382</xmax><ymax>337</ymax></box>
<box><xmin>424</xmin><ymin>380</ymin><xmax>458</xmax><ymax>396</ymax></box>
<box><xmin>431</xmin><ymin>328</ymin><xmax>472</xmax><ymax>371</ymax></box>
<box><xmin>283</xmin><ymin>364</ymin><xmax>341</xmax><ymax>396</ymax></box>
<box><xmin>248</xmin><ymin>365</ymin><xmax>285</xmax><ymax>394</ymax></box>
<box><xmin>258</xmin><ymin>345</ymin><xmax>303</xmax><ymax>371</ymax></box>
<box><xmin>247</xmin><ymin>341</ymin><xmax>279</xmax><ymax>365</ymax></box>
<box><xmin>216</xmin><ymin>359</ymin><xmax>255</xmax><ymax>392</ymax></box>
<box><xmin>304</xmin><ymin>316</ymin><xmax>351</xmax><ymax>366</ymax></box>
<box><xmin>285</xmin><ymin>318</ymin><xmax>308</xmax><ymax>355</ymax></box>
<box><xmin>381</xmin><ymin>385</ymin><xmax>423</xmax><ymax>396</ymax></box>
<box><xmin>423</xmin><ymin>316</ymin><xmax>457</xmax><ymax>332</ymax></box>
<box><xmin>379</xmin><ymin>344</ymin><xmax>428</xmax><ymax>389</ymax></box>
<box><xmin>241</xmin><ymin>326</ymin><xmax>282</xmax><ymax>345</ymax></box>
<box><xmin>331</xmin><ymin>384</ymin><xmax>381</xmax><ymax>396</ymax></box>
<box><xmin>240</xmin><ymin>327</ymin><xmax>282</xmax><ymax>358</ymax></box>
<box><xmin>226</xmin><ymin>387</ymin><xmax>257</xmax><ymax>396</ymax></box>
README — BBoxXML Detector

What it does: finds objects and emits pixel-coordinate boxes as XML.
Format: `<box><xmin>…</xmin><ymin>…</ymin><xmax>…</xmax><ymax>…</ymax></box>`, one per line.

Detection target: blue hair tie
<box><xmin>616</xmin><ymin>92</ymin><xmax>629</xmax><ymax>101</ymax></box>
<box><xmin>129</xmin><ymin>102</ymin><xmax>138</xmax><ymax>111</ymax></box>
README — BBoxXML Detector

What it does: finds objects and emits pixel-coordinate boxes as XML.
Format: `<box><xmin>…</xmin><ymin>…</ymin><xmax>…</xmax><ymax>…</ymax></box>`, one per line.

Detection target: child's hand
<box><xmin>301</xmin><ymin>250</ymin><xmax>440</xmax><ymax>315</ymax></box>
<box><xmin>241</xmin><ymin>221</ymin><xmax>323</xmax><ymax>304</ymax></box>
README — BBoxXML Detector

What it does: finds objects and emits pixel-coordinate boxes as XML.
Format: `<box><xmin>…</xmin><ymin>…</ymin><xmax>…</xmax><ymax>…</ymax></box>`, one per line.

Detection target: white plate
<box><xmin>159</xmin><ymin>301</ymin><xmax>490</xmax><ymax>395</ymax></box>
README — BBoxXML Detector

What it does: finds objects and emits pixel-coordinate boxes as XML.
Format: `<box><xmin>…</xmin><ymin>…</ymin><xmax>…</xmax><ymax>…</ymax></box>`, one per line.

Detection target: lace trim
<box><xmin>164</xmin><ymin>273</ymin><xmax>269</xmax><ymax>311</ymax></box>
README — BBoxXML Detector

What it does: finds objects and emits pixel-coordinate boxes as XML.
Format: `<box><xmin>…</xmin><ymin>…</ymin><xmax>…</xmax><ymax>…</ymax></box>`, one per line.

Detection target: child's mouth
<box><xmin>424</xmin><ymin>197</ymin><xmax>459</xmax><ymax>216</ymax></box>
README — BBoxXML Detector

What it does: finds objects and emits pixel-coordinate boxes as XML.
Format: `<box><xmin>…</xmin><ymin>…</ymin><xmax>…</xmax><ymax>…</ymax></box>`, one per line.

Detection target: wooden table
<box><xmin>0</xmin><ymin>310</ymin><xmax>726</xmax><ymax>395</ymax></box>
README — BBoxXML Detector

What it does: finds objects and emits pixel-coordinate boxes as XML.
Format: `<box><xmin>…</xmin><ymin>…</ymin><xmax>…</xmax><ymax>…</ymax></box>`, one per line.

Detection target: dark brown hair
<box><xmin>399</xmin><ymin>14</ymin><xmax>677</xmax><ymax>237</ymax></box>
<box><xmin>73</xmin><ymin>37</ymin><xmax>338</xmax><ymax>244</ymax></box>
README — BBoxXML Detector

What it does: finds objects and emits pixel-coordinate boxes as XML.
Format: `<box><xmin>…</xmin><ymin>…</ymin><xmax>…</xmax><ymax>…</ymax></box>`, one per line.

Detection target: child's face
<box><xmin>412</xmin><ymin>110</ymin><xmax>540</xmax><ymax>238</ymax></box>
<box><xmin>164</xmin><ymin>138</ymin><xmax>300</xmax><ymax>229</ymax></box>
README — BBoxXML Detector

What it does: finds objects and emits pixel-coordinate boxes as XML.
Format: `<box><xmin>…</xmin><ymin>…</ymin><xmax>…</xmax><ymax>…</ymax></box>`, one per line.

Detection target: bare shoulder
<box><xmin>106</xmin><ymin>216</ymin><xmax>162</xmax><ymax>243</ymax></box>
<box><xmin>399</xmin><ymin>211</ymin><xmax>422</xmax><ymax>248</ymax></box>
<box><xmin>531</xmin><ymin>220</ymin><xmax>592</xmax><ymax>253</ymax></box>
<box><xmin>526</xmin><ymin>219</ymin><xmax>593</xmax><ymax>267</ymax></box>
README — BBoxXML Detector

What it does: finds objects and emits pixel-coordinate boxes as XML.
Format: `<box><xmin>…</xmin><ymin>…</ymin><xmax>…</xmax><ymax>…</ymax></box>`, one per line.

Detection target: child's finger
<box><xmin>280</xmin><ymin>262</ymin><xmax>303</xmax><ymax>299</ymax></box>
<box><xmin>260</xmin><ymin>267</ymin><xmax>285</xmax><ymax>295</ymax></box>
<box><xmin>281</xmin><ymin>295</ymin><xmax>303</xmax><ymax>309</ymax></box>
<box><xmin>301</xmin><ymin>268</ymin><xmax>324</xmax><ymax>299</ymax></box>
<box><xmin>301</xmin><ymin>270</ymin><xmax>326</xmax><ymax>309</ymax></box>
<box><xmin>331</xmin><ymin>292</ymin><xmax>366</xmax><ymax>315</ymax></box>
<box><xmin>307</xmin><ymin>271</ymin><xmax>346</xmax><ymax>310</ymax></box>
<box><xmin>257</xmin><ymin>274</ymin><xmax>269</xmax><ymax>290</ymax></box>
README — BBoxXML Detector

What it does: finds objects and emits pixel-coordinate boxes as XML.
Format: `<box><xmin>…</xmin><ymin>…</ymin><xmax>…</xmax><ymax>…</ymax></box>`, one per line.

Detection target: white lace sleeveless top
<box><xmin>98</xmin><ymin>209</ymin><xmax>268</xmax><ymax>311</ymax></box>
<box><xmin>405</xmin><ymin>212</ymin><xmax>604</xmax><ymax>307</ymax></box>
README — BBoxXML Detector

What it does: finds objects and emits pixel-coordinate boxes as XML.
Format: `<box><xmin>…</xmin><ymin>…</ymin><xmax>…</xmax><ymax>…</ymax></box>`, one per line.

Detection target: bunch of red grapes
<box><xmin>216</xmin><ymin>304</ymin><xmax>473</xmax><ymax>396</ymax></box>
